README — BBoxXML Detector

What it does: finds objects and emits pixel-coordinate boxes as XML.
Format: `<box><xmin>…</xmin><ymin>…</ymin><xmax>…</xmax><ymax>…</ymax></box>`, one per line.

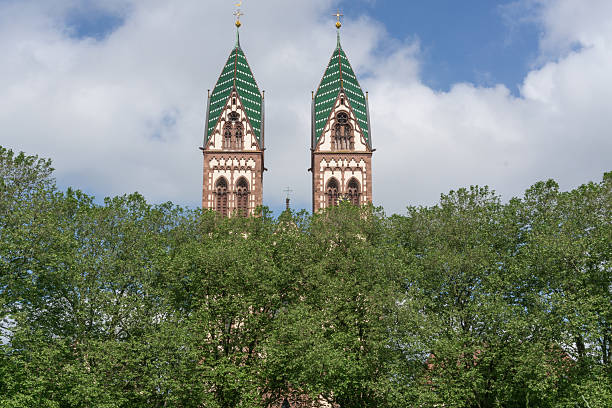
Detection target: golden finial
<box><xmin>234</xmin><ymin>3</ymin><xmax>243</xmax><ymax>28</ymax></box>
<box><xmin>333</xmin><ymin>10</ymin><xmax>343</xmax><ymax>29</ymax></box>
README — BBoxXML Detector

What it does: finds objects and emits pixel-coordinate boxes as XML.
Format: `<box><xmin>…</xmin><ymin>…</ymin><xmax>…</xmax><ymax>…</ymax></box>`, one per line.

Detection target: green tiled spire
<box><xmin>206</xmin><ymin>31</ymin><xmax>263</xmax><ymax>143</ymax></box>
<box><xmin>313</xmin><ymin>30</ymin><xmax>369</xmax><ymax>145</ymax></box>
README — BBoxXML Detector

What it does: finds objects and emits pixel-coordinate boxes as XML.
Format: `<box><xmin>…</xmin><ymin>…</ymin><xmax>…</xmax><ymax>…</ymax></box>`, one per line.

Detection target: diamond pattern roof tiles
<box><xmin>314</xmin><ymin>35</ymin><xmax>369</xmax><ymax>145</ymax></box>
<box><xmin>206</xmin><ymin>39</ymin><xmax>262</xmax><ymax>143</ymax></box>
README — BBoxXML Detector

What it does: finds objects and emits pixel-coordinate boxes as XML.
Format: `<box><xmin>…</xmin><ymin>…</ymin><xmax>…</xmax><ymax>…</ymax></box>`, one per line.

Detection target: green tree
<box><xmin>165</xmin><ymin>209</ymin><xmax>307</xmax><ymax>408</ymax></box>
<box><xmin>1</xmin><ymin>146</ymin><xmax>55</xmax><ymax>330</ymax></box>
<box><xmin>265</xmin><ymin>204</ymin><xmax>403</xmax><ymax>407</ymax></box>
<box><xmin>389</xmin><ymin>186</ymin><xmax>568</xmax><ymax>407</ymax></box>
<box><xmin>2</xmin><ymin>145</ymin><xmax>610</xmax><ymax>407</ymax></box>
<box><xmin>1</xmin><ymin>147</ymin><xmax>58</xmax><ymax>406</ymax></box>
<box><xmin>517</xmin><ymin>175</ymin><xmax>612</xmax><ymax>408</ymax></box>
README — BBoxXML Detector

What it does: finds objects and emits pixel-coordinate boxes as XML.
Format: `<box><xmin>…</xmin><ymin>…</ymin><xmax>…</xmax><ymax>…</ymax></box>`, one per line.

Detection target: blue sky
<box><xmin>65</xmin><ymin>4</ymin><xmax>126</xmax><ymax>41</ymax></box>
<box><xmin>1</xmin><ymin>0</ymin><xmax>610</xmax><ymax>215</ymax></box>
<box><xmin>340</xmin><ymin>0</ymin><xmax>542</xmax><ymax>94</ymax></box>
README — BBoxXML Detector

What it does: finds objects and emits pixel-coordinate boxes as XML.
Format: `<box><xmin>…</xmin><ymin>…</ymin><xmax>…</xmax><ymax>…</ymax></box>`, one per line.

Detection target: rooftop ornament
<box><xmin>333</xmin><ymin>9</ymin><xmax>343</xmax><ymax>29</ymax></box>
<box><xmin>234</xmin><ymin>2</ymin><xmax>243</xmax><ymax>28</ymax></box>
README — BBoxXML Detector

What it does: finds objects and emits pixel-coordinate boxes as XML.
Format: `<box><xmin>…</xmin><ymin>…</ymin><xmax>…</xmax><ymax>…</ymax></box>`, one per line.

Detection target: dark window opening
<box><xmin>326</xmin><ymin>178</ymin><xmax>339</xmax><ymax>208</ymax></box>
<box><xmin>347</xmin><ymin>178</ymin><xmax>361</xmax><ymax>206</ymax></box>
<box><xmin>234</xmin><ymin>123</ymin><xmax>244</xmax><ymax>150</ymax></box>
<box><xmin>223</xmin><ymin>114</ymin><xmax>244</xmax><ymax>150</ymax></box>
<box><xmin>223</xmin><ymin>124</ymin><xmax>232</xmax><ymax>149</ymax></box>
<box><xmin>334</xmin><ymin>112</ymin><xmax>352</xmax><ymax>150</ymax></box>
<box><xmin>215</xmin><ymin>178</ymin><xmax>229</xmax><ymax>217</ymax></box>
<box><xmin>236</xmin><ymin>177</ymin><xmax>249</xmax><ymax>216</ymax></box>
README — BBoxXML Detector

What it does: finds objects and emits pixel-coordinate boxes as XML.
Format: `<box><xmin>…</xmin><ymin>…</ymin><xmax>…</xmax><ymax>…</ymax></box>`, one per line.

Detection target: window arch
<box><xmin>236</xmin><ymin>177</ymin><xmax>250</xmax><ymax>216</ymax></box>
<box><xmin>215</xmin><ymin>177</ymin><xmax>229</xmax><ymax>217</ymax></box>
<box><xmin>228</xmin><ymin>111</ymin><xmax>240</xmax><ymax>122</ymax></box>
<box><xmin>326</xmin><ymin>178</ymin><xmax>339</xmax><ymax>208</ymax></box>
<box><xmin>333</xmin><ymin>111</ymin><xmax>353</xmax><ymax>150</ymax></box>
<box><xmin>223</xmin><ymin>124</ymin><xmax>232</xmax><ymax>149</ymax></box>
<box><xmin>234</xmin><ymin>123</ymin><xmax>244</xmax><ymax>150</ymax></box>
<box><xmin>347</xmin><ymin>178</ymin><xmax>361</xmax><ymax>206</ymax></box>
<box><xmin>223</xmin><ymin>112</ymin><xmax>245</xmax><ymax>150</ymax></box>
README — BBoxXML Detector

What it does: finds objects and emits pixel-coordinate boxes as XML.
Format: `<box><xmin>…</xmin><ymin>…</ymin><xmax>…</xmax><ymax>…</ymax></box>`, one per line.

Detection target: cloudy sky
<box><xmin>1</xmin><ymin>0</ymin><xmax>610</xmax><ymax>215</ymax></box>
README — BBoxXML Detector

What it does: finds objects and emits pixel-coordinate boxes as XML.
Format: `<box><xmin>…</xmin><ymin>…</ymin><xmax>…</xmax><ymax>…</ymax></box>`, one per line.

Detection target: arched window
<box><xmin>215</xmin><ymin>178</ymin><xmax>229</xmax><ymax>217</ymax></box>
<box><xmin>224</xmin><ymin>112</ymin><xmax>244</xmax><ymax>150</ymax></box>
<box><xmin>334</xmin><ymin>112</ymin><xmax>352</xmax><ymax>150</ymax></box>
<box><xmin>236</xmin><ymin>177</ymin><xmax>249</xmax><ymax>216</ymax></box>
<box><xmin>347</xmin><ymin>178</ymin><xmax>361</xmax><ymax>206</ymax></box>
<box><xmin>326</xmin><ymin>178</ymin><xmax>339</xmax><ymax>208</ymax></box>
<box><xmin>234</xmin><ymin>123</ymin><xmax>243</xmax><ymax>150</ymax></box>
<box><xmin>228</xmin><ymin>112</ymin><xmax>240</xmax><ymax>122</ymax></box>
<box><xmin>223</xmin><ymin>124</ymin><xmax>232</xmax><ymax>149</ymax></box>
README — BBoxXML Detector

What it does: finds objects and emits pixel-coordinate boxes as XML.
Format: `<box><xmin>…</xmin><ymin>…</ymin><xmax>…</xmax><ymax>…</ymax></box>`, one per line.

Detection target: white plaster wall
<box><xmin>208</xmin><ymin>91</ymin><xmax>260</xmax><ymax>151</ymax></box>
<box><xmin>318</xmin><ymin>157</ymin><xmax>368</xmax><ymax>209</ymax></box>
<box><xmin>316</xmin><ymin>91</ymin><xmax>369</xmax><ymax>153</ymax></box>
<box><xmin>205</xmin><ymin>157</ymin><xmax>257</xmax><ymax>211</ymax></box>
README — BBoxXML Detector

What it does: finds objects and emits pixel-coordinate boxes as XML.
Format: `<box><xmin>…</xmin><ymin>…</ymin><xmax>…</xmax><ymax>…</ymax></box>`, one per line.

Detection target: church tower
<box><xmin>201</xmin><ymin>14</ymin><xmax>264</xmax><ymax>216</ymax></box>
<box><xmin>310</xmin><ymin>14</ymin><xmax>373</xmax><ymax>212</ymax></box>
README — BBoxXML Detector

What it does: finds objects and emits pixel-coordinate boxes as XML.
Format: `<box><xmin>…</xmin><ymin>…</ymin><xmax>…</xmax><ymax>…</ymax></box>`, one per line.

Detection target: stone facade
<box><xmin>202</xmin><ymin>34</ymin><xmax>264</xmax><ymax>217</ymax></box>
<box><xmin>311</xmin><ymin>92</ymin><xmax>372</xmax><ymax>211</ymax></box>
<box><xmin>202</xmin><ymin>90</ymin><xmax>264</xmax><ymax>216</ymax></box>
<box><xmin>310</xmin><ymin>31</ymin><xmax>373</xmax><ymax>212</ymax></box>
<box><xmin>202</xmin><ymin>27</ymin><xmax>372</xmax><ymax>216</ymax></box>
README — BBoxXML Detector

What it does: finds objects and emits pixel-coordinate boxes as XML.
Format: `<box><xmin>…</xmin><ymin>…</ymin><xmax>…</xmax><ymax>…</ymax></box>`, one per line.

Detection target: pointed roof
<box><xmin>313</xmin><ymin>31</ymin><xmax>369</xmax><ymax>145</ymax></box>
<box><xmin>206</xmin><ymin>33</ymin><xmax>263</xmax><ymax>143</ymax></box>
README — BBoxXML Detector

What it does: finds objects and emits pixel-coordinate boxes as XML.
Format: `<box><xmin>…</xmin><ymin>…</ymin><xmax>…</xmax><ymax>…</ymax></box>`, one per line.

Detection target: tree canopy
<box><xmin>1</xmin><ymin>146</ymin><xmax>610</xmax><ymax>407</ymax></box>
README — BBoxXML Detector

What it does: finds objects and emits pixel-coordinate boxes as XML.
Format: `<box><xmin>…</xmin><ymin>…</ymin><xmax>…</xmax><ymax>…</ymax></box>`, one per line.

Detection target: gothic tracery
<box><xmin>326</xmin><ymin>178</ymin><xmax>339</xmax><ymax>207</ymax></box>
<box><xmin>236</xmin><ymin>177</ymin><xmax>250</xmax><ymax>216</ymax></box>
<box><xmin>234</xmin><ymin>123</ymin><xmax>244</xmax><ymax>150</ymax></box>
<box><xmin>347</xmin><ymin>178</ymin><xmax>360</xmax><ymax>206</ymax></box>
<box><xmin>311</xmin><ymin>27</ymin><xmax>373</xmax><ymax>212</ymax></box>
<box><xmin>333</xmin><ymin>112</ymin><xmax>353</xmax><ymax>151</ymax></box>
<box><xmin>215</xmin><ymin>177</ymin><xmax>229</xmax><ymax>217</ymax></box>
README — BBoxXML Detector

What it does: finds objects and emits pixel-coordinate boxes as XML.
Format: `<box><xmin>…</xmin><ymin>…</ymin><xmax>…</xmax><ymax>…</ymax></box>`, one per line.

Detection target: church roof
<box><xmin>206</xmin><ymin>35</ymin><xmax>262</xmax><ymax>143</ymax></box>
<box><xmin>313</xmin><ymin>33</ymin><xmax>369</xmax><ymax>145</ymax></box>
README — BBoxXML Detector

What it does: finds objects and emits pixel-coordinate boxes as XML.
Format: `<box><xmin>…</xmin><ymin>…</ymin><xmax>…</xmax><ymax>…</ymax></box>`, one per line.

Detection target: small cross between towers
<box><xmin>283</xmin><ymin>187</ymin><xmax>293</xmax><ymax>211</ymax></box>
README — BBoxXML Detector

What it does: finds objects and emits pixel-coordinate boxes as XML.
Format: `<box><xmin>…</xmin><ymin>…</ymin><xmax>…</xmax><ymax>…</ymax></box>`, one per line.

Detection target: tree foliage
<box><xmin>1</xmin><ymin>146</ymin><xmax>610</xmax><ymax>407</ymax></box>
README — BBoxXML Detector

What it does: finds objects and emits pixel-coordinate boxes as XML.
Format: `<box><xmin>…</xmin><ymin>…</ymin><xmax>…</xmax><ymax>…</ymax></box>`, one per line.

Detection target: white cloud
<box><xmin>0</xmin><ymin>0</ymin><xmax>610</xmax><ymax>214</ymax></box>
<box><xmin>537</xmin><ymin>0</ymin><xmax>612</xmax><ymax>54</ymax></box>
<box><xmin>370</xmin><ymin>0</ymin><xmax>612</xmax><ymax>212</ymax></box>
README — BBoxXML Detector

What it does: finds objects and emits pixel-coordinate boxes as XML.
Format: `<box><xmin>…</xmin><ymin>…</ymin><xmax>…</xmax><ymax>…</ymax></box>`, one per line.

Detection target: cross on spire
<box><xmin>333</xmin><ymin>9</ymin><xmax>343</xmax><ymax>29</ymax></box>
<box><xmin>234</xmin><ymin>2</ymin><xmax>244</xmax><ymax>28</ymax></box>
